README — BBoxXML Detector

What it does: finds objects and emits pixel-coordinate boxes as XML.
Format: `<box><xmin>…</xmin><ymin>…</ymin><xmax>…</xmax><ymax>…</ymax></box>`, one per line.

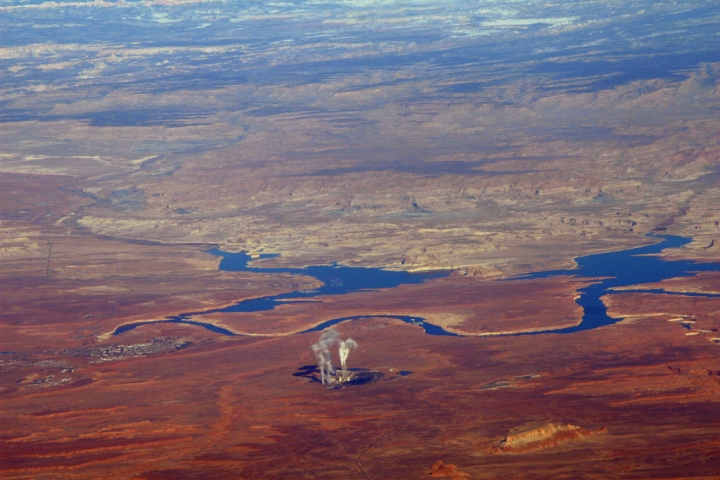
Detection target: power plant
<box><xmin>327</xmin><ymin>368</ymin><xmax>353</xmax><ymax>384</ymax></box>
<box><xmin>311</xmin><ymin>329</ymin><xmax>358</xmax><ymax>386</ymax></box>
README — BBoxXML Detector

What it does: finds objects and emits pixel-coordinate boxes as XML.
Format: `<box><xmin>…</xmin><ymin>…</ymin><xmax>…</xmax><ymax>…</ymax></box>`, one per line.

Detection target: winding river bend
<box><xmin>113</xmin><ymin>235</ymin><xmax>720</xmax><ymax>337</ymax></box>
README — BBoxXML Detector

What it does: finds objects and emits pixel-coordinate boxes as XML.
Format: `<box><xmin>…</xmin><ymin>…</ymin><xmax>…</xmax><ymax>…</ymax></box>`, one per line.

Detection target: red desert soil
<box><xmin>4</xmin><ymin>171</ymin><xmax>720</xmax><ymax>478</ymax></box>
<box><xmin>3</xmin><ymin>63</ymin><xmax>720</xmax><ymax>477</ymax></box>
<box><xmin>604</xmin><ymin>291</ymin><xmax>720</xmax><ymax>346</ymax></box>
<box><xmin>612</xmin><ymin>271</ymin><xmax>720</xmax><ymax>295</ymax></box>
<box><xmin>4</xmin><ymin>308</ymin><xmax>720</xmax><ymax>478</ymax></box>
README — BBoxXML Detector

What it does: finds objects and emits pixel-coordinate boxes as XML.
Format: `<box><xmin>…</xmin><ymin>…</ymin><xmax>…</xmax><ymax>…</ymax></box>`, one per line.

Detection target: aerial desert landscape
<box><xmin>2</xmin><ymin>0</ymin><xmax>720</xmax><ymax>478</ymax></box>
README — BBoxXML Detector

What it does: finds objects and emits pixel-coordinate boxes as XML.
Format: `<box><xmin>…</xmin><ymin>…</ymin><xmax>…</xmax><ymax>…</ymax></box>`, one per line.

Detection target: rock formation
<box><xmin>494</xmin><ymin>423</ymin><xmax>601</xmax><ymax>453</ymax></box>
<box><xmin>428</xmin><ymin>461</ymin><xmax>471</xmax><ymax>478</ymax></box>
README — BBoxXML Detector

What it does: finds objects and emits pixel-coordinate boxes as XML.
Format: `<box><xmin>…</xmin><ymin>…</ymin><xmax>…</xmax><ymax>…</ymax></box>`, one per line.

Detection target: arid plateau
<box><xmin>2</xmin><ymin>1</ymin><xmax>720</xmax><ymax>478</ymax></box>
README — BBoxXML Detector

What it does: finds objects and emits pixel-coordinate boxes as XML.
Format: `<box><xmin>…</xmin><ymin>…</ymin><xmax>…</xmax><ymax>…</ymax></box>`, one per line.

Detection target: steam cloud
<box><xmin>339</xmin><ymin>338</ymin><xmax>358</xmax><ymax>372</ymax></box>
<box><xmin>311</xmin><ymin>328</ymin><xmax>358</xmax><ymax>384</ymax></box>
<box><xmin>311</xmin><ymin>329</ymin><xmax>338</xmax><ymax>384</ymax></box>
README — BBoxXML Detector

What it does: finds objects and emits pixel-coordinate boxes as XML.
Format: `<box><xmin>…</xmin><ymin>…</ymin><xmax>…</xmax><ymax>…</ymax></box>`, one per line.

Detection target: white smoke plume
<box><xmin>311</xmin><ymin>329</ymin><xmax>358</xmax><ymax>384</ymax></box>
<box><xmin>311</xmin><ymin>329</ymin><xmax>339</xmax><ymax>384</ymax></box>
<box><xmin>339</xmin><ymin>338</ymin><xmax>358</xmax><ymax>372</ymax></box>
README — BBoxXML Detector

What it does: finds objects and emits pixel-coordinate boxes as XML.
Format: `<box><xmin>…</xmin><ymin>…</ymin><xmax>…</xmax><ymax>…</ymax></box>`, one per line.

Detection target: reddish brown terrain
<box><xmin>5</xmin><ymin>291</ymin><xmax>720</xmax><ymax>478</ymax></box>
<box><xmin>3</xmin><ymin>163</ymin><xmax>720</xmax><ymax>478</ymax></box>
<box><xmin>3</xmin><ymin>1</ymin><xmax>720</xmax><ymax>478</ymax></box>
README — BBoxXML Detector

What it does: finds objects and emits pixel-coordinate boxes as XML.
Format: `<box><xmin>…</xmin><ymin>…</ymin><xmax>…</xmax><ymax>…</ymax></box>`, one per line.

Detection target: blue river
<box><xmin>113</xmin><ymin>235</ymin><xmax>720</xmax><ymax>337</ymax></box>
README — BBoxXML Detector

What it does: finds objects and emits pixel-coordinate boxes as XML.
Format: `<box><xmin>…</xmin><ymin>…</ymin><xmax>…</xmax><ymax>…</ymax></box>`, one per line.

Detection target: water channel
<box><xmin>113</xmin><ymin>235</ymin><xmax>720</xmax><ymax>337</ymax></box>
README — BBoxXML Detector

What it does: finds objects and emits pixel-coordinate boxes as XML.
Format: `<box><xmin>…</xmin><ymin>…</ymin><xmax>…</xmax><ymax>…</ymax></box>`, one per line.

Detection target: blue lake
<box><xmin>113</xmin><ymin>235</ymin><xmax>720</xmax><ymax>337</ymax></box>
<box><xmin>517</xmin><ymin>235</ymin><xmax>720</xmax><ymax>334</ymax></box>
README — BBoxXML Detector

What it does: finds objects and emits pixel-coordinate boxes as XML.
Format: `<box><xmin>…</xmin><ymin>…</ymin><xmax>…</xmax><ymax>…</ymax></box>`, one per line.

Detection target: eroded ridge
<box><xmin>494</xmin><ymin>423</ymin><xmax>603</xmax><ymax>453</ymax></box>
